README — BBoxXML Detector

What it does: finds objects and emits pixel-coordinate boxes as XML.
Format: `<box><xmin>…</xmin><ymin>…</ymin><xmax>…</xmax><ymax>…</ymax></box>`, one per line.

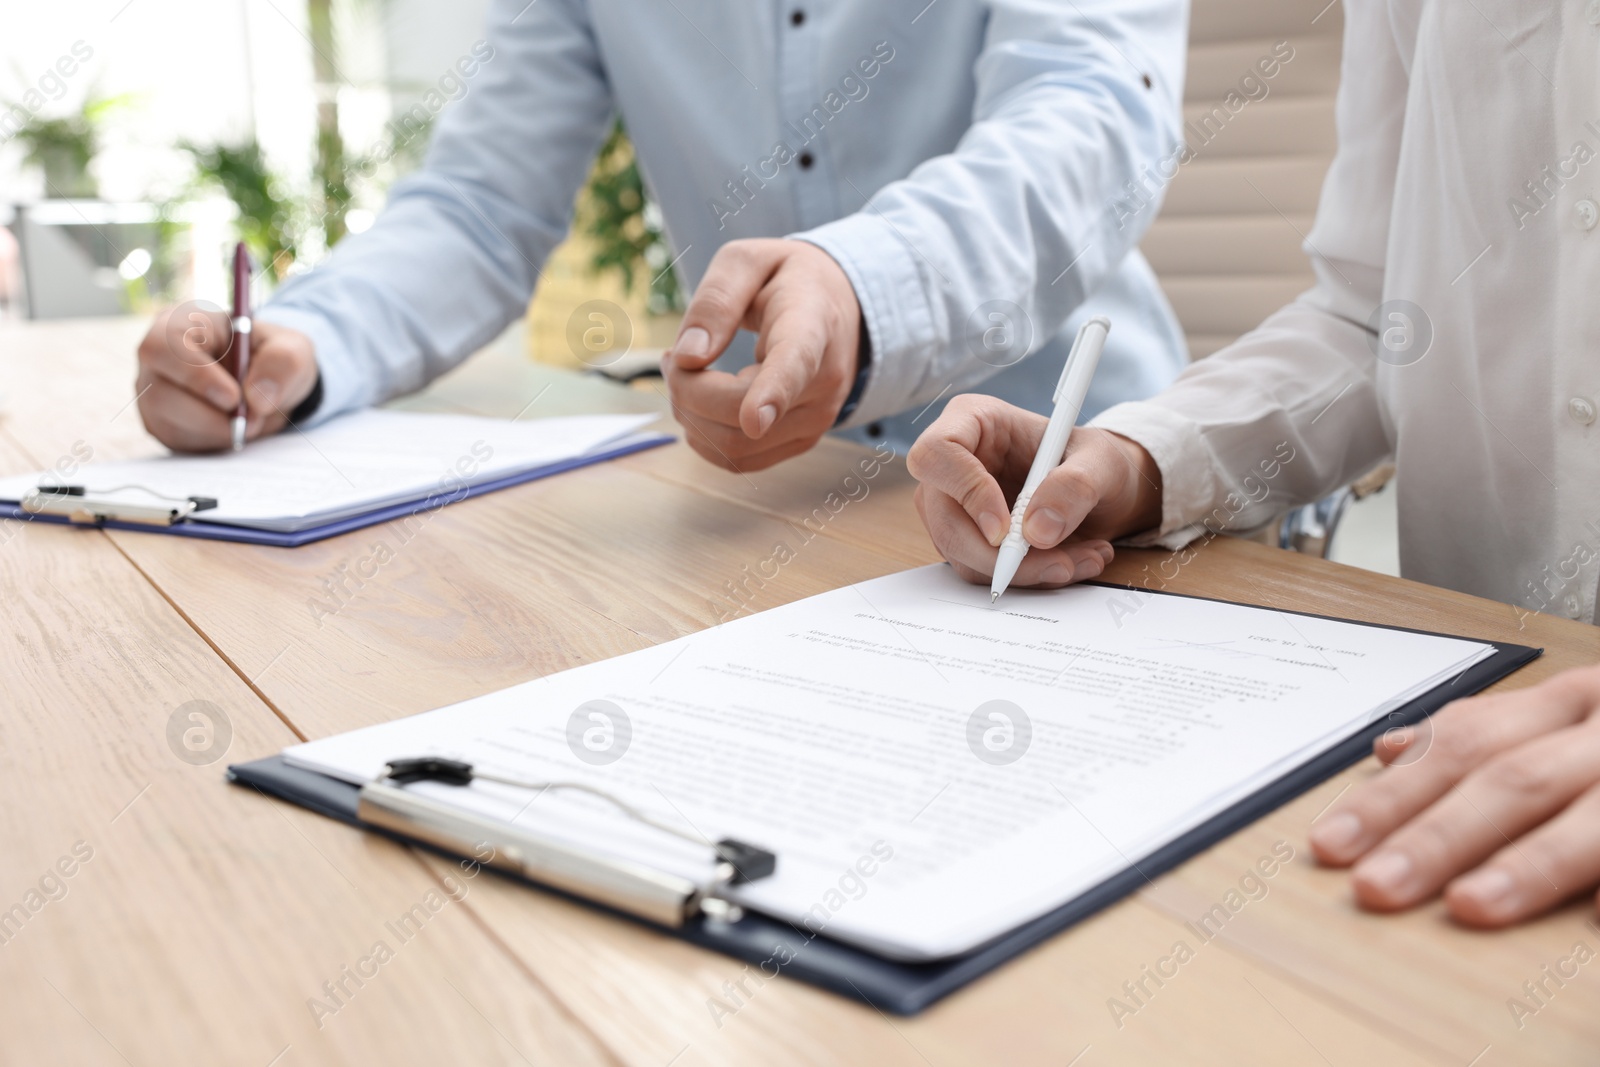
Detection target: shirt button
<box><xmin>866</xmin><ymin>421</ymin><xmax>884</xmax><ymax>437</ymax></box>
<box><xmin>1564</xmin><ymin>594</ymin><xmax>1584</xmax><ymax>619</ymax></box>
<box><xmin>1578</xmin><ymin>199</ymin><xmax>1599</xmax><ymax>230</ymax></box>
<box><xmin>1589</xmin><ymin>0</ymin><xmax>1600</xmax><ymax>24</ymax></box>
<box><xmin>1569</xmin><ymin>396</ymin><xmax>1597</xmax><ymax>424</ymax></box>
<box><xmin>790</xmin><ymin>9</ymin><xmax>805</xmax><ymax>26</ymax></box>
<box><xmin>798</xmin><ymin>151</ymin><xmax>815</xmax><ymax>170</ymax></box>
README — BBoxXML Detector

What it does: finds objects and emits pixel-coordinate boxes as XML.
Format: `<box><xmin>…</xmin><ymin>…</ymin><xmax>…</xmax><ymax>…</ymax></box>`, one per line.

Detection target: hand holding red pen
<box><xmin>134</xmin><ymin>274</ymin><xmax>318</xmax><ymax>453</ymax></box>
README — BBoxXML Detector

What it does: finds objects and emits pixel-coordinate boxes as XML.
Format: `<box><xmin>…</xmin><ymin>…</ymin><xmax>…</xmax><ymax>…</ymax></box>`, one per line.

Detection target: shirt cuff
<box><xmin>832</xmin><ymin>316</ymin><xmax>873</xmax><ymax>427</ymax></box>
<box><xmin>254</xmin><ymin>304</ymin><xmax>372</xmax><ymax>428</ymax></box>
<box><xmin>1088</xmin><ymin>400</ymin><xmax>1220</xmax><ymax>550</ymax></box>
<box><xmin>791</xmin><ymin>212</ymin><xmax>938</xmax><ymax>430</ymax></box>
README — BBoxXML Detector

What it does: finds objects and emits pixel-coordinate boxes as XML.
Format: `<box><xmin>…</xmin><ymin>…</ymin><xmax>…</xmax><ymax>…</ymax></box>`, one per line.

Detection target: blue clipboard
<box><xmin>226</xmin><ymin>587</ymin><xmax>1540</xmax><ymax>1015</ymax></box>
<box><xmin>1</xmin><ymin>433</ymin><xmax>673</xmax><ymax>547</ymax></box>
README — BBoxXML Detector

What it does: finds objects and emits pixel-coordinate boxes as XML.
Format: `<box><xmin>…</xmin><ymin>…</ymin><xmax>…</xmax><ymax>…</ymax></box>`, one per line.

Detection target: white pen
<box><xmin>991</xmin><ymin>316</ymin><xmax>1111</xmax><ymax>602</ymax></box>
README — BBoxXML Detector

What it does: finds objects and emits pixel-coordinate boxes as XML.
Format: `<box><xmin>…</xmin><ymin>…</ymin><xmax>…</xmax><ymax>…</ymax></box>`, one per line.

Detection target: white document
<box><xmin>0</xmin><ymin>409</ymin><xmax>659</xmax><ymax>531</ymax></box>
<box><xmin>285</xmin><ymin>565</ymin><xmax>1494</xmax><ymax>961</ymax></box>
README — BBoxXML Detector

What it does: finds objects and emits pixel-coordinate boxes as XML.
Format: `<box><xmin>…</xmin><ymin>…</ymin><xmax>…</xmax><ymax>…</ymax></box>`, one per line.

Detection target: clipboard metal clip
<box><xmin>357</xmin><ymin>757</ymin><xmax>776</xmax><ymax>929</ymax></box>
<box><xmin>21</xmin><ymin>484</ymin><xmax>219</xmax><ymax>528</ymax></box>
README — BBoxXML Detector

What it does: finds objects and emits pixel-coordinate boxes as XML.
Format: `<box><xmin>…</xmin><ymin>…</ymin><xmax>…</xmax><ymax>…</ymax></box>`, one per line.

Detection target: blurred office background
<box><xmin>0</xmin><ymin>0</ymin><xmax>679</xmax><ymax>356</ymax></box>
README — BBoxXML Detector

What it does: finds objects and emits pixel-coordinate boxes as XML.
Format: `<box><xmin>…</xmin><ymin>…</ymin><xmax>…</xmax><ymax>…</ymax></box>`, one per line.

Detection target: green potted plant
<box><xmin>11</xmin><ymin>94</ymin><xmax>131</xmax><ymax>198</ymax></box>
<box><xmin>578</xmin><ymin>121</ymin><xmax>684</xmax><ymax>316</ymax></box>
<box><xmin>179</xmin><ymin>139</ymin><xmax>305</xmax><ymax>282</ymax></box>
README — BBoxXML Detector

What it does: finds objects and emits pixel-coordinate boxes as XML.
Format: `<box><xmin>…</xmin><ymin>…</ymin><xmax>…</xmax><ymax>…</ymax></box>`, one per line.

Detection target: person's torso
<box><xmin>584</xmin><ymin>0</ymin><xmax>1186</xmax><ymax>440</ymax></box>
<box><xmin>588</xmin><ymin>0</ymin><xmax>982</xmax><ymax>285</ymax></box>
<box><xmin>1377</xmin><ymin>0</ymin><xmax>1600</xmax><ymax>622</ymax></box>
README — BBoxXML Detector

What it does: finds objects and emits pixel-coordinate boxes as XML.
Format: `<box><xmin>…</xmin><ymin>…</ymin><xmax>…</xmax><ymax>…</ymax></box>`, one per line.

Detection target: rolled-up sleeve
<box><xmin>257</xmin><ymin>0</ymin><xmax>615</xmax><ymax>423</ymax></box>
<box><xmin>793</xmin><ymin>0</ymin><xmax>1188</xmax><ymax>428</ymax></box>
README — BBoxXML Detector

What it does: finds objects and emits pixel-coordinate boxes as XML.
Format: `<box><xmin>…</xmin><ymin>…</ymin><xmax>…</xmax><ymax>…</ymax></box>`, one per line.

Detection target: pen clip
<box><xmin>1053</xmin><ymin>316</ymin><xmax>1111</xmax><ymax>404</ymax></box>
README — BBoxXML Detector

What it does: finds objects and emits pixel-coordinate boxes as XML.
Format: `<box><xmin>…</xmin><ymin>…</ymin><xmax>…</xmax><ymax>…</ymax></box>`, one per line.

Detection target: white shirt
<box><xmin>1093</xmin><ymin>0</ymin><xmax>1600</xmax><ymax>624</ymax></box>
<box><xmin>260</xmin><ymin>0</ymin><xmax>1190</xmax><ymax>453</ymax></box>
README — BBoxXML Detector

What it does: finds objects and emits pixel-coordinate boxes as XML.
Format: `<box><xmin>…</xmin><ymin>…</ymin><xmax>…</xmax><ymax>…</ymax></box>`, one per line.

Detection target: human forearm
<box><xmin>794</xmin><ymin>0</ymin><xmax>1188</xmax><ymax>426</ymax></box>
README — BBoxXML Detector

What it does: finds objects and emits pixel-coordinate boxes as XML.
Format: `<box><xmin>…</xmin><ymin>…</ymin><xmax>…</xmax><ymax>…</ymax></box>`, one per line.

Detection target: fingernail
<box><xmin>675</xmin><ymin>326</ymin><xmax>710</xmax><ymax>360</ymax></box>
<box><xmin>1454</xmin><ymin>868</ymin><xmax>1516</xmax><ymax>910</ymax></box>
<box><xmin>1078</xmin><ymin>556</ymin><xmax>1105</xmax><ymax>580</ymax></box>
<box><xmin>1391</xmin><ymin>730</ymin><xmax>1431</xmax><ymax>765</ymax></box>
<box><xmin>1310</xmin><ymin>812</ymin><xmax>1361</xmax><ymax>853</ymax></box>
<box><xmin>978</xmin><ymin>511</ymin><xmax>1005</xmax><ymax>546</ymax></box>
<box><xmin>1355</xmin><ymin>851</ymin><xmax>1412</xmax><ymax>892</ymax></box>
<box><xmin>252</xmin><ymin>380</ymin><xmax>280</xmax><ymax>409</ymax></box>
<box><xmin>756</xmin><ymin>404</ymin><xmax>777</xmax><ymax>435</ymax></box>
<box><xmin>1024</xmin><ymin>507</ymin><xmax>1067</xmax><ymax>546</ymax></box>
<box><xmin>1042</xmin><ymin>562</ymin><xmax>1073</xmax><ymax>584</ymax></box>
<box><xmin>205</xmin><ymin>385</ymin><xmax>232</xmax><ymax>409</ymax></box>
<box><xmin>1097</xmin><ymin>543</ymin><xmax>1115</xmax><ymax>564</ymax></box>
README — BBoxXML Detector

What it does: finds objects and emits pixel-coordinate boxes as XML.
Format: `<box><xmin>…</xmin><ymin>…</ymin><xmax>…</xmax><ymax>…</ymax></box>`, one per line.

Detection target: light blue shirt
<box><xmin>261</xmin><ymin>0</ymin><xmax>1190</xmax><ymax>451</ymax></box>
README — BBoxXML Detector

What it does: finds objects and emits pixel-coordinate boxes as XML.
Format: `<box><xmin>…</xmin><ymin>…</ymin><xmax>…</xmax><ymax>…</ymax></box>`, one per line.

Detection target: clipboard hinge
<box><xmin>21</xmin><ymin>485</ymin><xmax>219</xmax><ymax>527</ymax></box>
<box><xmin>359</xmin><ymin>759</ymin><xmax>776</xmax><ymax>929</ymax></box>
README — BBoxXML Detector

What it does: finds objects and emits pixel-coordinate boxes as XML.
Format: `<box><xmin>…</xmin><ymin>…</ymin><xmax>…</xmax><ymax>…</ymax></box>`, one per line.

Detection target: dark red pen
<box><xmin>229</xmin><ymin>242</ymin><xmax>253</xmax><ymax>451</ymax></box>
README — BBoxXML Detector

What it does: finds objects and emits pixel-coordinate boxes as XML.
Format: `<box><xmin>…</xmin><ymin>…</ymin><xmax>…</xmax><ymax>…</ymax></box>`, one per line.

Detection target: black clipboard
<box><xmin>229</xmin><ymin>590</ymin><xmax>1539</xmax><ymax>1016</ymax></box>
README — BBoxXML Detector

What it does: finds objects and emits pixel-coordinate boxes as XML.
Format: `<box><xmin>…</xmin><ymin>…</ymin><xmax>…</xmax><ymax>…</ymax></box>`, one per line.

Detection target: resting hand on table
<box><xmin>662</xmin><ymin>239</ymin><xmax>861</xmax><ymax>472</ymax></box>
<box><xmin>135</xmin><ymin>307</ymin><xmax>318</xmax><ymax>453</ymax></box>
<box><xmin>1311</xmin><ymin>664</ymin><xmax>1600</xmax><ymax>926</ymax></box>
<box><xmin>906</xmin><ymin>394</ymin><xmax>1162</xmax><ymax>587</ymax></box>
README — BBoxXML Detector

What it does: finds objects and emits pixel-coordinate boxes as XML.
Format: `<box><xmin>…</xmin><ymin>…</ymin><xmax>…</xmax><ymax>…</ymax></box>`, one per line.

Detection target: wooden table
<box><xmin>3</xmin><ymin>318</ymin><xmax>1597</xmax><ymax>1067</ymax></box>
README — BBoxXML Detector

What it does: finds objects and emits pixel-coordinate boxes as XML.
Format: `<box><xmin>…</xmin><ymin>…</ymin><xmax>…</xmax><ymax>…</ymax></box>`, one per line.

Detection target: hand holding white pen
<box><xmin>907</xmin><ymin>317</ymin><xmax>1165</xmax><ymax>593</ymax></box>
<box><xmin>989</xmin><ymin>317</ymin><xmax>1110</xmax><ymax>601</ymax></box>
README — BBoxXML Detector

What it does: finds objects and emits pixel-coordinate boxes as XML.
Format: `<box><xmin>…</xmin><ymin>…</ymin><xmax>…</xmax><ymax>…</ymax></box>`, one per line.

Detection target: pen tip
<box><xmin>991</xmin><ymin>591</ymin><xmax>1000</xmax><ymax>604</ymax></box>
<box><xmin>231</xmin><ymin>417</ymin><xmax>245</xmax><ymax>452</ymax></box>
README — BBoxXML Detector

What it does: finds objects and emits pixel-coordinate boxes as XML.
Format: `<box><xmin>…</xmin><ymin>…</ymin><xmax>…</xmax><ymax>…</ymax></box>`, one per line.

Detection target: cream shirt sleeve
<box><xmin>1090</xmin><ymin>0</ymin><xmax>1407</xmax><ymax>549</ymax></box>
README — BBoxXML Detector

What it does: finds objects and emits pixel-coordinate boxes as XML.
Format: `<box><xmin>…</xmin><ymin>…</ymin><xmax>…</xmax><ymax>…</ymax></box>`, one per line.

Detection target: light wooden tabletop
<box><xmin>3</xmin><ymin>318</ymin><xmax>1597</xmax><ymax>1067</ymax></box>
